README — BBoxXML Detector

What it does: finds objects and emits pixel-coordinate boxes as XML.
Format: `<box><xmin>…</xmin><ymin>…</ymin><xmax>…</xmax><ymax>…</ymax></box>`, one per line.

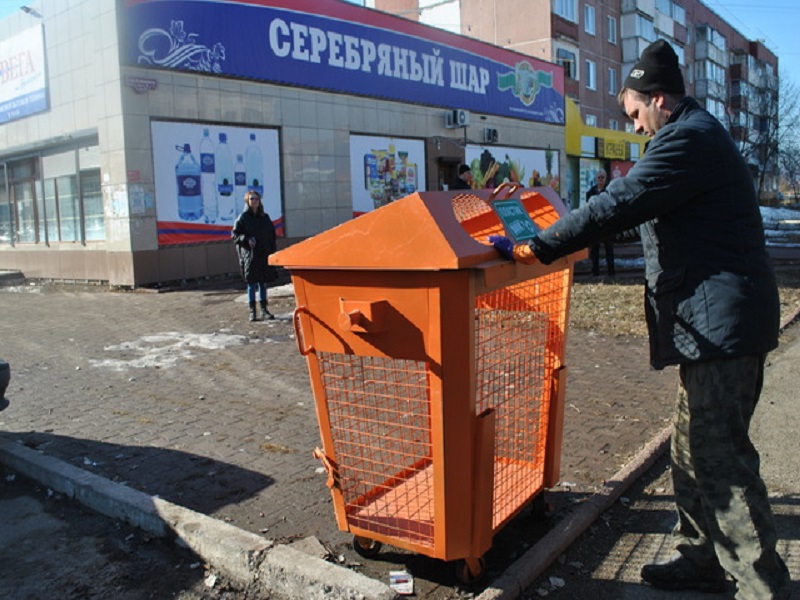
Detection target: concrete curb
<box><xmin>475</xmin><ymin>426</ymin><xmax>672</xmax><ymax>600</ymax></box>
<box><xmin>0</xmin><ymin>434</ymin><xmax>395</xmax><ymax>600</ymax></box>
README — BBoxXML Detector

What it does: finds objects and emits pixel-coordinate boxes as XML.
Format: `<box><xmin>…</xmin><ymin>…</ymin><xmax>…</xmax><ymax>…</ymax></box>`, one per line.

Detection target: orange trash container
<box><xmin>270</xmin><ymin>183</ymin><xmax>583</xmax><ymax>581</ymax></box>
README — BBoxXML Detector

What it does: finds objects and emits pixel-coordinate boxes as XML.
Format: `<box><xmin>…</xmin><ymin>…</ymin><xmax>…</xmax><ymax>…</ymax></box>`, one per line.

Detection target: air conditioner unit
<box><xmin>483</xmin><ymin>128</ymin><xmax>499</xmax><ymax>143</ymax></box>
<box><xmin>445</xmin><ymin>109</ymin><xmax>470</xmax><ymax>128</ymax></box>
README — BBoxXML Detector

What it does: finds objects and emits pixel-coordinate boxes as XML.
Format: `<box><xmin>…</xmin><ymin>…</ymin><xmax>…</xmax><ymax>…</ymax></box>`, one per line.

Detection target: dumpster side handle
<box><xmin>312</xmin><ymin>447</ymin><xmax>340</xmax><ymax>490</ymax></box>
<box><xmin>293</xmin><ymin>306</ymin><xmax>315</xmax><ymax>356</ymax></box>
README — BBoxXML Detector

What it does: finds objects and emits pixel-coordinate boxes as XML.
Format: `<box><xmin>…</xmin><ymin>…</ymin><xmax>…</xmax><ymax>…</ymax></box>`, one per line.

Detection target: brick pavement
<box><xmin>0</xmin><ymin>278</ymin><xmax>676</xmax><ymax>594</ymax></box>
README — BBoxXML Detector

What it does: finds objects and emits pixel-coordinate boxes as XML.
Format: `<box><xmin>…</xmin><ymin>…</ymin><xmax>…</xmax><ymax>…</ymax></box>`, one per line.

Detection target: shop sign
<box><xmin>122</xmin><ymin>0</ymin><xmax>566</xmax><ymax>125</ymax></box>
<box><xmin>596</xmin><ymin>138</ymin><xmax>627</xmax><ymax>160</ymax></box>
<box><xmin>0</xmin><ymin>25</ymin><xmax>48</xmax><ymax>124</ymax></box>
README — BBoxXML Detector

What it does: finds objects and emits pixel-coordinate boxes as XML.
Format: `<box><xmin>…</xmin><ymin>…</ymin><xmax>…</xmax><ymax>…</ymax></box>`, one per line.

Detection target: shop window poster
<box><xmin>349</xmin><ymin>135</ymin><xmax>426</xmax><ymax>217</ymax></box>
<box><xmin>151</xmin><ymin>120</ymin><xmax>282</xmax><ymax>245</ymax></box>
<box><xmin>465</xmin><ymin>145</ymin><xmax>560</xmax><ymax>193</ymax></box>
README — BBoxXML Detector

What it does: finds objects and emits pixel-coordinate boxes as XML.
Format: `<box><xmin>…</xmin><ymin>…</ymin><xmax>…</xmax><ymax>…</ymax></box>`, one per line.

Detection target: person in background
<box><xmin>490</xmin><ymin>39</ymin><xmax>790</xmax><ymax>600</ymax></box>
<box><xmin>586</xmin><ymin>169</ymin><xmax>615</xmax><ymax>279</ymax></box>
<box><xmin>232</xmin><ymin>191</ymin><xmax>277</xmax><ymax>322</ymax></box>
<box><xmin>451</xmin><ymin>164</ymin><xmax>473</xmax><ymax>190</ymax></box>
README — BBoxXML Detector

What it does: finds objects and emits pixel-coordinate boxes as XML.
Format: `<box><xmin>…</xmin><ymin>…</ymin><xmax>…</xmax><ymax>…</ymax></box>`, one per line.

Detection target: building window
<box><xmin>607</xmin><ymin>16</ymin><xmax>617</xmax><ymax>44</ymax></box>
<box><xmin>554</xmin><ymin>0</ymin><xmax>577</xmax><ymax>23</ymax></box>
<box><xmin>82</xmin><ymin>171</ymin><xmax>104</xmax><ymax>242</ymax></box>
<box><xmin>557</xmin><ymin>48</ymin><xmax>577</xmax><ymax>79</ymax></box>
<box><xmin>609</xmin><ymin>119</ymin><xmax>619</xmax><ymax>130</ymax></box>
<box><xmin>672</xmin><ymin>3</ymin><xmax>686</xmax><ymax>26</ymax></box>
<box><xmin>695</xmin><ymin>60</ymin><xmax>726</xmax><ymax>86</ymax></box>
<box><xmin>586</xmin><ymin>114</ymin><xmax>597</xmax><ymax>127</ymax></box>
<box><xmin>625</xmin><ymin>122</ymin><xmax>635</xmax><ymax>133</ymax></box>
<box><xmin>697</xmin><ymin>25</ymin><xmax>726</xmax><ymax>52</ymax></box>
<box><xmin>584</xmin><ymin>5</ymin><xmax>595</xmax><ymax>35</ymax></box>
<box><xmin>672</xmin><ymin>42</ymin><xmax>685</xmax><ymax>66</ymax></box>
<box><xmin>705</xmin><ymin>98</ymin><xmax>727</xmax><ymax>124</ymax></box>
<box><xmin>636</xmin><ymin>15</ymin><xmax>655</xmax><ymax>42</ymax></box>
<box><xmin>656</xmin><ymin>0</ymin><xmax>670</xmax><ymax>15</ymax></box>
<box><xmin>608</xmin><ymin>67</ymin><xmax>618</xmax><ymax>95</ymax></box>
<box><xmin>3</xmin><ymin>159</ymin><xmax>38</xmax><ymax>244</ymax></box>
<box><xmin>0</xmin><ymin>142</ymin><xmax>104</xmax><ymax>245</ymax></box>
<box><xmin>585</xmin><ymin>59</ymin><xmax>596</xmax><ymax>90</ymax></box>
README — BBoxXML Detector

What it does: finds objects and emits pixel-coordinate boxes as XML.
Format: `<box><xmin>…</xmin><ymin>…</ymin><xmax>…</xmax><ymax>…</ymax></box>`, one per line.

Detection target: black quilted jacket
<box><xmin>530</xmin><ymin>97</ymin><xmax>779</xmax><ymax>369</ymax></box>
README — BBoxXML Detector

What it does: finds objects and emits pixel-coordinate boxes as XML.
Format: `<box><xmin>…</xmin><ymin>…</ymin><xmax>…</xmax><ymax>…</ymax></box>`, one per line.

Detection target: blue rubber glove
<box><xmin>488</xmin><ymin>235</ymin><xmax>514</xmax><ymax>260</ymax></box>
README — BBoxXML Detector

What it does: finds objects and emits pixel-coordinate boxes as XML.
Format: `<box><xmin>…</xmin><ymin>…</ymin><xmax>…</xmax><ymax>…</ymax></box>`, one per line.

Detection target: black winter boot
<box><xmin>260</xmin><ymin>300</ymin><xmax>274</xmax><ymax>320</ymax></box>
<box><xmin>249</xmin><ymin>301</ymin><xmax>258</xmax><ymax>322</ymax></box>
<box><xmin>641</xmin><ymin>555</ymin><xmax>728</xmax><ymax>593</ymax></box>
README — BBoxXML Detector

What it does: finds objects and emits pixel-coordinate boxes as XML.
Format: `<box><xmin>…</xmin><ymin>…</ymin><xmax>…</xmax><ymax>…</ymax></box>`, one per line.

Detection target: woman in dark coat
<box><xmin>231</xmin><ymin>191</ymin><xmax>277</xmax><ymax>321</ymax></box>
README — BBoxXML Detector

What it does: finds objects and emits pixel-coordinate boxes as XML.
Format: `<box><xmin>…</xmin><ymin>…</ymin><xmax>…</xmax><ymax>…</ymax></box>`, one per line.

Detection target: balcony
<box><xmin>695</xmin><ymin>40</ymin><xmax>727</xmax><ymax>66</ymax></box>
<box><xmin>730</xmin><ymin>63</ymin><xmax>746</xmax><ymax>81</ymax></box>
<box><xmin>621</xmin><ymin>0</ymin><xmax>656</xmax><ymax>15</ymax></box>
<box><xmin>695</xmin><ymin>79</ymin><xmax>726</xmax><ymax>101</ymax></box>
<box><xmin>552</xmin><ymin>14</ymin><xmax>579</xmax><ymax>43</ymax></box>
<box><xmin>730</xmin><ymin>95</ymin><xmax>748</xmax><ymax>111</ymax></box>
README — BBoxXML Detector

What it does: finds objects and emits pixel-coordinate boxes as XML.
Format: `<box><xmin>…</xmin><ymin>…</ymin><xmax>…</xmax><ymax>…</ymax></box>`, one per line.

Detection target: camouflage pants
<box><xmin>671</xmin><ymin>354</ymin><xmax>791</xmax><ymax>600</ymax></box>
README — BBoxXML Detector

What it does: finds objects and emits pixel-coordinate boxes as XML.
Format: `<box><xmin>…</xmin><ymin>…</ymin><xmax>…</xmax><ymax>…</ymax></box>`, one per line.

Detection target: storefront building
<box><xmin>0</xmin><ymin>0</ymin><xmax>567</xmax><ymax>287</ymax></box>
<box><xmin>563</xmin><ymin>98</ymin><xmax>646</xmax><ymax>208</ymax></box>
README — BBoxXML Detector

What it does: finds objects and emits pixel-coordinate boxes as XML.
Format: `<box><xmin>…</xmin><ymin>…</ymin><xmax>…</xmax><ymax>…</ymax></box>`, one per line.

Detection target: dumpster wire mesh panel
<box><xmin>476</xmin><ymin>273</ymin><xmax>568</xmax><ymax>530</ymax></box>
<box><xmin>317</xmin><ymin>353</ymin><xmax>435</xmax><ymax>548</ymax></box>
<box><xmin>314</xmin><ymin>272</ymin><xmax>568</xmax><ymax>547</ymax></box>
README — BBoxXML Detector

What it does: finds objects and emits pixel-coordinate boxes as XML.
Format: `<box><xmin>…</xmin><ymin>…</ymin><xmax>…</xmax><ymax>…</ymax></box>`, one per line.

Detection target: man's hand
<box><xmin>489</xmin><ymin>235</ymin><xmax>514</xmax><ymax>260</ymax></box>
<box><xmin>488</xmin><ymin>234</ymin><xmax>539</xmax><ymax>265</ymax></box>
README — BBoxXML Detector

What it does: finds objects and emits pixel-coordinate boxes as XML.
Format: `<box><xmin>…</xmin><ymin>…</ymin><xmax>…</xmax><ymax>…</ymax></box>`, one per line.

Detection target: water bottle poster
<box><xmin>464</xmin><ymin>145</ymin><xmax>560</xmax><ymax>193</ymax></box>
<box><xmin>151</xmin><ymin>120</ymin><xmax>282</xmax><ymax>245</ymax></box>
<box><xmin>349</xmin><ymin>135</ymin><xmax>426</xmax><ymax>217</ymax></box>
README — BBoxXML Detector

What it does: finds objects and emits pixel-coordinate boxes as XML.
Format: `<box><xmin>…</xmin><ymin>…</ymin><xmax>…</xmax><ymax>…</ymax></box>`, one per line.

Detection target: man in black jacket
<box><xmin>451</xmin><ymin>164</ymin><xmax>473</xmax><ymax>190</ymax></box>
<box><xmin>491</xmin><ymin>40</ymin><xmax>789</xmax><ymax>599</ymax></box>
<box><xmin>585</xmin><ymin>169</ymin><xmax>615</xmax><ymax>278</ymax></box>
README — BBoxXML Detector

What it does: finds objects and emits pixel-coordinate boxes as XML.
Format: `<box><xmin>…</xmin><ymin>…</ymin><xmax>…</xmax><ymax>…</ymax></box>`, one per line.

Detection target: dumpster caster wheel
<box><xmin>455</xmin><ymin>557</ymin><xmax>485</xmax><ymax>585</ymax></box>
<box><xmin>530</xmin><ymin>493</ymin><xmax>549</xmax><ymax>522</ymax></box>
<box><xmin>352</xmin><ymin>536</ymin><xmax>382</xmax><ymax>558</ymax></box>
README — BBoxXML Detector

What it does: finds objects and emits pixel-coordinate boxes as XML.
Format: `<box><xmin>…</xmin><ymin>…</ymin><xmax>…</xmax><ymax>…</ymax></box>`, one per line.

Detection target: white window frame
<box><xmin>609</xmin><ymin>119</ymin><xmax>619</xmax><ymax>130</ymax></box>
<box><xmin>553</xmin><ymin>0</ymin><xmax>577</xmax><ymax>23</ymax></box>
<box><xmin>607</xmin><ymin>67</ymin><xmax>617</xmax><ymax>95</ymax></box>
<box><xmin>584</xmin><ymin>5</ymin><xmax>596</xmax><ymax>35</ymax></box>
<box><xmin>585</xmin><ymin>114</ymin><xmax>598</xmax><ymax>127</ymax></box>
<box><xmin>607</xmin><ymin>16</ymin><xmax>617</xmax><ymax>44</ymax></box>
<box><xmin>585</xmin><ymin>59</ymin><xmax>596</xmax><ymax>90</ymax></box>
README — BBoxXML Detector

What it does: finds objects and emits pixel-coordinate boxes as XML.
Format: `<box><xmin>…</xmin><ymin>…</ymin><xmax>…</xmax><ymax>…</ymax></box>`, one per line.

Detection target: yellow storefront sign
<box><xmin>596</xmin><ymin>138</ymin><xmax>627</xmax><ymax>160</ymax></box>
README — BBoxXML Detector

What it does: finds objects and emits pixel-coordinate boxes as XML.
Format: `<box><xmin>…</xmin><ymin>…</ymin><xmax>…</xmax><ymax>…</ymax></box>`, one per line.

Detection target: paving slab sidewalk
<box><xmin>0</xmin><ymin>279</ymin><xmax>705</xmax><ymax>598</ymax></box>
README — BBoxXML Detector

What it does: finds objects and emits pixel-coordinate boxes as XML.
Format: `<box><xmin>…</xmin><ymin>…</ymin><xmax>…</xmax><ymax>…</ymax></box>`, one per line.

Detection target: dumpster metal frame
<box><xmin>274</xmin><ymin>184</ymin><xmax>581</xmax><ymax>577</ymax></box>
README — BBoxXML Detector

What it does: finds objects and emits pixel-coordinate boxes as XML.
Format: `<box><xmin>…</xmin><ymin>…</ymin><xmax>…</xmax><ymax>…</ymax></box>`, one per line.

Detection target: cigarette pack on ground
<box><xmin>389</xmin><ymin>570</ymin><xmax>414</xmax><ymax>595</ymax></box>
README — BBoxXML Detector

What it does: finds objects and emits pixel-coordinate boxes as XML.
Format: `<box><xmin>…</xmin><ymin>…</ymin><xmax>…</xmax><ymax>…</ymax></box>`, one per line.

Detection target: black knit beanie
<box><xmin>624</xmin><ymin>39</ymin><xmax>685</xmax><ymax>94</ymax></box>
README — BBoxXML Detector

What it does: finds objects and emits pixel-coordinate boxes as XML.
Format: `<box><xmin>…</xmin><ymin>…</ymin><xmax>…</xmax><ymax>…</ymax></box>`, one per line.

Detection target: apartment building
<box><xmin>377</xmin><ymin>0</ymin><xmax>780</xmax><ymax>204</ymax></box>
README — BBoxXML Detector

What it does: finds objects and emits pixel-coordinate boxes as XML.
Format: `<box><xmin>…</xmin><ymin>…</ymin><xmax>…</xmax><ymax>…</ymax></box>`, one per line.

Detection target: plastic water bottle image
<box><xmin>175</xmin><ymin>143</ymin><xmax>202</xmax><ymax>221</ymax></box>
<box><xmin>216</xmin><ymin>133</ymin><xmax>235</xmax><ymax>221</ymax></box>
<box><xmin>199</xmin><ymin>128</ymin><xmax>217</xmax><ymax>223</ymax></box>
<box><xmin>245</xmin><ymin>132</ymin><xmax>264</xmax><ymax>196</ymax></box>
<box><xmin>234</xmin><ymin>153</ymin><xmax>246</xmax><ymax>210</ymax></box>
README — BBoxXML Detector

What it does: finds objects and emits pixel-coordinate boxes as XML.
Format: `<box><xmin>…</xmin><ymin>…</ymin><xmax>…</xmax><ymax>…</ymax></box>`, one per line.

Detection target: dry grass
<box><xmin>569</xmin><ymin>270</ymin><xmax>800</xmax><ymax>337</ymax></box>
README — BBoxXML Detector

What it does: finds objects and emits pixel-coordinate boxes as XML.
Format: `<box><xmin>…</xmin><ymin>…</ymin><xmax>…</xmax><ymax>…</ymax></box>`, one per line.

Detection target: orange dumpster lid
<box><xmin>271</xmin><ymin>190</ymin><xmax>500</xmax><ymax>271</ymax></box>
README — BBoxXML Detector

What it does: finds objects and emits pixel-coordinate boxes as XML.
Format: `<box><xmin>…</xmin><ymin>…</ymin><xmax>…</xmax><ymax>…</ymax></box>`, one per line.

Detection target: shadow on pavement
<box><xmin>5</xmin><ymin>430</ymin><xmax>275</xmax><ymax>516</ymax></box>
<box><xmin>0</xmin><ymin>463</ymin><xmax>239</xmax><ymax>599</ymax></box>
